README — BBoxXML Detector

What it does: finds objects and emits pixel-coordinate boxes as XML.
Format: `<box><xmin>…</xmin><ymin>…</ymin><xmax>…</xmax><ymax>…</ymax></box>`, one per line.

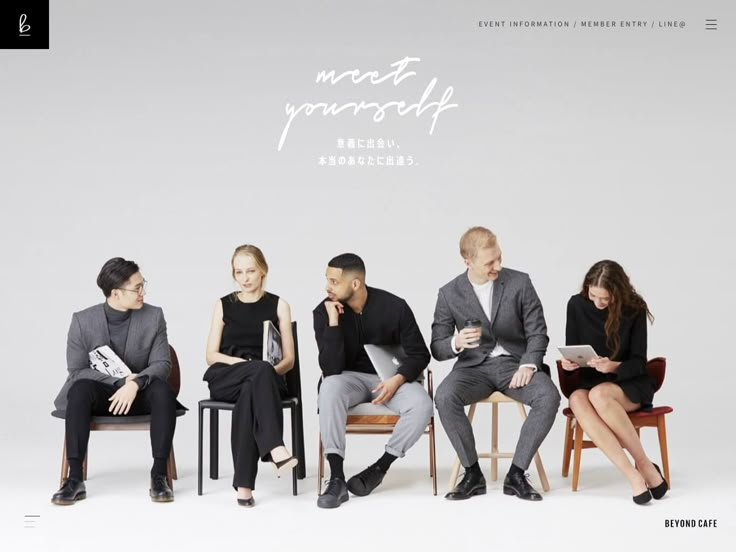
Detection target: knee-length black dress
<box><xmin>564</xmin><ymin>293</ymin><xmax>655</xmax><ymax>408</ymax></box>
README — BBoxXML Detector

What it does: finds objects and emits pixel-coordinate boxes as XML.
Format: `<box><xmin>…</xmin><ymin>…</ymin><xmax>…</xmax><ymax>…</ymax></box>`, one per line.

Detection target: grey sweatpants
<box><xmin>435</xmin><ymin>356</ymin><xmax>560</xmax><ymax>470</ymax></box>
<box><xmin>319</xmin><ymin>371</ymin><xmax>433</xmax><ymax>459</ymax></box>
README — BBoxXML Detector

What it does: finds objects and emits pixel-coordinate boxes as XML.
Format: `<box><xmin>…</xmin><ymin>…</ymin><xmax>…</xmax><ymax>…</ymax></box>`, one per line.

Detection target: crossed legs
<box><xmin>569</xmin><ymin>383</ymin><xmax>664</xmax><ymax>495</ymax></box>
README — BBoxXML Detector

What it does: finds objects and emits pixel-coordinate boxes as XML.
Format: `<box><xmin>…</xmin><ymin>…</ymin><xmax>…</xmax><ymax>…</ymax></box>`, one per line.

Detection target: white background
<box><xmin>1</xmin><ymin>1</ymin><xmax>735</xmax><ymax>550</ymax></box>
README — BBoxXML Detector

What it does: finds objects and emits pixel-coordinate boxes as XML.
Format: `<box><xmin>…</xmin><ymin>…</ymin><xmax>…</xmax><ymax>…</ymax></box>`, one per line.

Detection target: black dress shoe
<box><xmin>271</xmin><ymin>455</ymin><xmax>299</xmax><ymax>477</ymax></box>
<box><xmin>51</xmin><ymin>478</ymin><xmax>86</xmax><ymax>505</ymax></box>
<box><xmin>317</xmin><ymin>477</ymin><xmax>349</xmax><ymax>509</ymax></box>
<box><xmin>347</xmin><ymin>464</ymin><xmax>386</xmax><ymax>497</ymax></box>
<box><xmin>445</xmin><ymin>469</ymin><xmax>487</xmax><ymax>500</ymax></box>
<box><xmin>633</xmin><ymin>489</ymin><xmax>652</xmax><ymax>505</ymax></box>
<box><xmin>503</xmin><ymin>471</ymin><xmax>542</xmax><ymax>501</ymax></box>
<box><xmin>237</xmin><ymin>497</ymin><xmax>255</xmax><ymax>507</ymax></box>
<box><xmin>649</xmin><ymin>463</ymin><xmax>669</xmax><ymax>500</ymax></box>
<box><xmin>149</xmin><ymin>475</ymin><xmax>174</xmax><ymax>503</ymax></box>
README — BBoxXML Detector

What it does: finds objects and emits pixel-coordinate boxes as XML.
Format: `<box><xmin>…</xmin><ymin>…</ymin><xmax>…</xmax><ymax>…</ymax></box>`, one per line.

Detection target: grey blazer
<box><xmin>53</xmin><ymin>303</ymin><xmax>171</xmax><ymax>411</ymax></box>
<box><xmin>430</xmin><ymin>268</ymin><xmax>549</xmax><ymax>370</ymax></box>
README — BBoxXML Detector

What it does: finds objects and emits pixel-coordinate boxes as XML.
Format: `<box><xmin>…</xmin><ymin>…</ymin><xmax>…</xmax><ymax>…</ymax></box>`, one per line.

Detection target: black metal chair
<box><xmin>52</xmin><ymin>345</ymin><xmax>188</xmax><ymax>489</ymax></box>
<box><xmin>198</xmin><ymin>321</ymin><xmax>306</xmax><ymax>496</ymax></box>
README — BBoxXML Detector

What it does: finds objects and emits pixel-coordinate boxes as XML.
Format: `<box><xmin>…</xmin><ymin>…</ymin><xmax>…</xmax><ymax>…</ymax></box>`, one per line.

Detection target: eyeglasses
<box><xmin>119</xmin><ymin>280</ymin><xmax>147</xmax><ymax>296</ymax></box>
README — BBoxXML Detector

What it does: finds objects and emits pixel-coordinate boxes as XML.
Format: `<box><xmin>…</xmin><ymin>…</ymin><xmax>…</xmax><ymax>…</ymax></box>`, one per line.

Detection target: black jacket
<box><xmin>313</xmin><ymin>286</ymin><xmax>430</xmax><ymax>382</ymax></box>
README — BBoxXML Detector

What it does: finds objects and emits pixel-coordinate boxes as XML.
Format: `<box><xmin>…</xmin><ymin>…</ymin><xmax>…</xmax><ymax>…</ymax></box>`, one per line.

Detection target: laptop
<box><xmin>364</xmin><ymin>344</ymin><xmax>407</xmax><ymax>381</ymax></box>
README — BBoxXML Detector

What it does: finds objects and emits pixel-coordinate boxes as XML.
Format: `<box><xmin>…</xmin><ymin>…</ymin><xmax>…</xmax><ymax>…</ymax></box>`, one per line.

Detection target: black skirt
<box><xmin>574</xmin><ymin>367</ymin><xmax>655</xmax><ymax>410</ymax></box>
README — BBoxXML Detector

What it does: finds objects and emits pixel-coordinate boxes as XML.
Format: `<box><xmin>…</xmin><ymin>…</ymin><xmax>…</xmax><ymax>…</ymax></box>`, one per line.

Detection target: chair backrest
<box><xmin>284</xmin><ymin>321</ymin><xmax>303</xmax><ymax>403</ymax></box>
<box><xmin>646</xmin><ymin>357</ymin><xmax>666</xmax><ymax>393</ymax></box>
<box><xmin>556</xmin><ymin>357</ymin><xmax>667</xmax><ymax>398</ymax></box>
<box><xmin>168</xmin><ymin>345</ymin><xmax>181</xmax><ymax>398</ymax></box>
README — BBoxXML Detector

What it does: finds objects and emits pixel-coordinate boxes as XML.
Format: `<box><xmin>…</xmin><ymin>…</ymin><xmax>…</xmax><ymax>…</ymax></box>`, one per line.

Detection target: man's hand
<box><xmin>509</xmin><ymin>366</ymin><xmax>535</xmax><ymax>389</ymax></box>
<box><xmin>560</xmin><ymin>358</ymin><xmax>579</xmax><ymax>371</ymax></box>
<box><xmin>587</xmin><ymin>357</ymin><xmax>619</xmax><ymax>374</ymax></box>
<box><xmin>372</xmin><ymin>374</ymin><xmax>406</xmax><ymax>405</ymax></box>
<box><xmin>454</xmin><ymin>327</ymin><xmax>481</xmax><ymax>350</ymax></box>
<box><xmin>108</xmin><ymin>381</ymin><xmax>139</xmax><ymax>415</ymax></box>
<box><xmin>324</xmin><ymin>301</ymin><xmax>344</xmax><ymax>326</ymax></box>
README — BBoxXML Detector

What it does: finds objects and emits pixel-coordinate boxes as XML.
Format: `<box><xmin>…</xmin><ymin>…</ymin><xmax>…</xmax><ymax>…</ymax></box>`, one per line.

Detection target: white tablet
<box><xmin>558</xmin><ymin>345</ymin><xmax>600</xmax><ymax>366</ymax></box>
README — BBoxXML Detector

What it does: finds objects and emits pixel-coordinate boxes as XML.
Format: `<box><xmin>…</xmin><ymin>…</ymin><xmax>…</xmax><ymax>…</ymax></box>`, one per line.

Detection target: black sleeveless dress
<box><xmin>203</xmin><ymin>292</ymin><xmax>286</xmax><ymax>394</ymax></box>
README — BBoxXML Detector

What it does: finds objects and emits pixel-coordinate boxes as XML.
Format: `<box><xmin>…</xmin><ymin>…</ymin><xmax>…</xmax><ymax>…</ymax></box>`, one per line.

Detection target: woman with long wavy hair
<box><xmin>560</xmin><ymin>260</ymin><xmax>668</xmax><ymax>504</ymax></box>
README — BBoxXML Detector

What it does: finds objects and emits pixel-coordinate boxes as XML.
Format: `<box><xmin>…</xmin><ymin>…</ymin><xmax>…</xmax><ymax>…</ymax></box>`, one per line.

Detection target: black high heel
<box><xmin>237</xmin><ymin>497</ymin><xmax>255</xmax><ymax>507</ymax></box>
<box><xmin>633</xmin><ymin>489</ymin><xmax>652</xmax><ymax>505</ymax></box>
<box><xmin>649</xmin><ymin>463</ymin><xmax>669</xmax><ymax>500</ymax></box>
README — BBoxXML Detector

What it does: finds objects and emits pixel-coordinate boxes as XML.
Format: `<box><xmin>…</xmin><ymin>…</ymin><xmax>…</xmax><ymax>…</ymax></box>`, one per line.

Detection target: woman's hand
<box><xmin>587</xmin><ymin>356</ymin><xmax>620</xmax><ymax>374</ymax></box>
<box><xmin>560</xmin><ymin>358</ymin><xmax>579</xmax><ymax>371</ymax></box>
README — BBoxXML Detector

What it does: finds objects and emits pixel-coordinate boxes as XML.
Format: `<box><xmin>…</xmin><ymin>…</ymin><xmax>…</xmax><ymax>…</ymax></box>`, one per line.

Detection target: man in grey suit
<box><xmin>432</xmin><ymin>227</ymin><xmax>560</xmax><ymax>501</ymax></box>
<box><xmin>52</xmin><ymin>257</ymin><xmax>177</xmax><ymax>505</ymax></box>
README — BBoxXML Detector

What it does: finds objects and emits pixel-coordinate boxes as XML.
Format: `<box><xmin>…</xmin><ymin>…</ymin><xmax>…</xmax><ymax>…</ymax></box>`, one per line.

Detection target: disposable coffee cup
<box><xmin>464</xmin><ymin>319</ymin><xmax>482</xmax><ymax>346</ymax></box>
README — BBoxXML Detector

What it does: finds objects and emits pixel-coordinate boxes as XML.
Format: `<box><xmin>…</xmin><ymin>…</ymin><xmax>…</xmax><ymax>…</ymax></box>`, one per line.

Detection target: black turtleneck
<box><xmin>103</xmin><ymin>302</ymin><xmax>149</xmax><ymax>389</ymax></box>
<box><xmin>103</xmin><ymin>301</ymin><xmax>131</xmax><ymax>358</ymax></box>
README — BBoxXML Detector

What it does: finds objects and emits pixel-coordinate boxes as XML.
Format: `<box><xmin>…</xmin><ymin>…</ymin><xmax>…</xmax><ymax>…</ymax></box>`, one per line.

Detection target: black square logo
<box><xmin>0</xmin><ymin>1</ymin><xmax>49</xmax><ymax>50</ymax></box>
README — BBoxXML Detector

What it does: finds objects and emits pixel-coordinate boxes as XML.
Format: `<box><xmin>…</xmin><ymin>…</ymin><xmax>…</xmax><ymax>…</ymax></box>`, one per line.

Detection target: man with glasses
<box><xmin>52</xmin><ymin>257</ymin><xmax>178</xmax><ymax>504</ymax></box>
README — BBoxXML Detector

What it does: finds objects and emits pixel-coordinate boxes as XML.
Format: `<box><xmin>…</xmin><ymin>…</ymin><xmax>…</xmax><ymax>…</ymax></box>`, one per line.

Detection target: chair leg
<box><xmin>532</xmin><ymin>451</ymin><xmax>550</xmax><ymax>493</ymax></box>
<box><xmin>448</xmin><ymin>455</ymin><xmax>462</xmax><ymax>492</ymax></box>
<box><xmin>562</xmin><ymin>416</ymin><xmax>573</xmax><ymax>477</ymax></box>
<box><xmin>656</xmin><ymin>415</ymin><xmax>671</xmax><ymax>487</ymax></box>
<box><xmin>572</xmin><ymin>420</ymin><xmax>584</xmax><ymax>491</ymax></box>
<box><xmin>198</xmin><ymin>404</ymin><xmax>204</xmax><ymax>496</ymax></box>
<box><xmin>82</xmin><ymin>453</ymin><xmax>88</xmax><ymax>481</ymax></box>
<box><xmin>429</xmin><ymin>416</ymin><xmax>437</xmax><ymax>496</ymax></box>
<box><xmin>169</xmin><ymin>447</ymin><xmax>178</xmax><ymax>480</ymax></box>
<box><xmin>429</xmin><ymin>425</ymin><xmax>434</xmax><ymax>477</ymax></box>
<box><xmin>166</xmin><ymin>452</ymin><xmax>174</xmax><ymax>490</ymax></box>
<box><xmin>295</xmin><ymin>405</ymin><xmax>306</xmax><ymax>480</ymax></box>
<box><xmin>60</xmin><ymin>436</ymin><xmax>69</xmax><ymax>487</ymax></box>
<box><xmin>491</xmin><ymin>402</ymin><xmax>499</xmax><ymax>482</ymax></box>
<box><xmin>317</xmin><ymin>436</ymin><xmax>324</xmax><ymax>494</ymax></box>
<box><xmin>429</xmin><ymin>420</ymin><xmax>435</xmax><ymax>477</ymax></box>
<box><xmin>291</xmin><ymin>407</ymin><xmax>298</xmax><ymax>496</ymax></box>
<box><xmin>467</xmin><ymin>403</ymin><xmax>477</xmax><ymax>424</ymax></box>
<box><xmin>209</xmin><ymin>409</ymin><xmax>219</xmax><ymax>480</ymax></box>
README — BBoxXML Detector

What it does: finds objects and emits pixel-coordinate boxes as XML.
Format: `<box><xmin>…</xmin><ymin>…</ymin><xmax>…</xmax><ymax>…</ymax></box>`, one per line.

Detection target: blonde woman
<box><xmin>204</xmin><ymin>245</ymin><xmax>298</xmax><ymax>507</ymax></box>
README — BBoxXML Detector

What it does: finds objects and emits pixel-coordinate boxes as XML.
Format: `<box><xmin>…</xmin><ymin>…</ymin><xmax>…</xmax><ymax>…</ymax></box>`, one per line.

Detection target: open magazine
<box><xmin>262</xmin><ymin>320</ymin><xmax>283</xmax><ymax>367</ymax></box>
<box><xmin>88</xmin><ymin>345</ymin><xmax>132</xmax><ymax>378</ymax></box>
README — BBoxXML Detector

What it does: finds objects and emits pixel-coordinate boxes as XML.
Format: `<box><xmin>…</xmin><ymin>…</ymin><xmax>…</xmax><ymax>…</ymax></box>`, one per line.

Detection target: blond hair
<box><xmin>459</xmin><ymin>226</ymin><xmax>497</xmax><ymax>260</ymax></box>
<box><xmin>231</xmin><ymin>244</ymin><xmax>269</xmax><ymax>292</ymax></box>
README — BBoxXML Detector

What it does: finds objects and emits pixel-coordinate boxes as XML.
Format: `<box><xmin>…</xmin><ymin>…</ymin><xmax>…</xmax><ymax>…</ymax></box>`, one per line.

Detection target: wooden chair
<box><xmin>447</xmin><ymin>391</ymin><xmax>551</xmax><ymax>493</ymax></box>
<box><xmin>52</xmin><ymin>345</ymin><xmax>187</xmax><ymax>489</ymax></box>
<box><xmin>558</xmin><ymin>357</ymin><xmax>673</xmax><ymax>491</ymax></box>
<box><xmin>317</xmin><ymin>369</ymin><xmax>437</xmax><ymax>496</ymax></box>
<box><xmin>197</xmin><ymin>321</ymin><xmax>306</xmax><ymax>496</ymax></box>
